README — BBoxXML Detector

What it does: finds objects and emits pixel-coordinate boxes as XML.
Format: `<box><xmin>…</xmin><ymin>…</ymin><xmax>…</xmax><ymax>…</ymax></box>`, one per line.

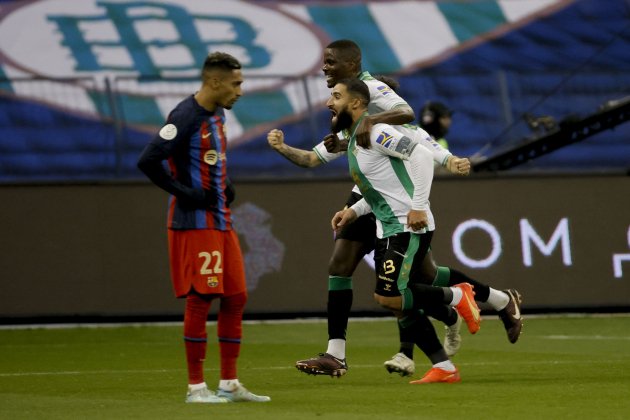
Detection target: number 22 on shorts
<box><xmin>198</xmin><ymin>250</ymin><xmax>223</xmax><ymax>288</ymax></box>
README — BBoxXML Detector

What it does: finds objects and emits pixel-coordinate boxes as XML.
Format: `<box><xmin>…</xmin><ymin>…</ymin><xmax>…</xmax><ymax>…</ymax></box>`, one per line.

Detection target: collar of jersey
<box><xmin>358</xmin><ymin>70</ymin><xmax>372</xmax><ymax>81</ymax></box>
<box><xmin>346</xmin><ymin>112</ymin><xmax>369</xmax><ymax>149</ymax></box>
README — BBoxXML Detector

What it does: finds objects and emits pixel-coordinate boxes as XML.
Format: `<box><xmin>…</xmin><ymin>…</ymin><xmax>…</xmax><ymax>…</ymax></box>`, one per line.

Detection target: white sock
<box><xmin>189</xmin><ymin>382</ymin><xmax>207</xmax><ymax>391</ymax></box>
<box><xmin>326</xmin><ymin>339</ymin><xmax>346</xmax><ymax>359</ymax></box>
<box><xmin>433</xmin><ymin>360</ymin><xmax>456</xmax><ymax>372</ymax></box>
<box><xmin>219</xmin><ymin>379</ymin><xmax>240</xmax><ymax>391</ymax></box>
<box><xmin>449</xmin><ymin>287</ymin><xmax>464</xmax><ymax>306</ymax></box>
<box><xmin>487</xmin><ymin>288</ymin><xmax>510</xmax><ymax>311</ymax></box>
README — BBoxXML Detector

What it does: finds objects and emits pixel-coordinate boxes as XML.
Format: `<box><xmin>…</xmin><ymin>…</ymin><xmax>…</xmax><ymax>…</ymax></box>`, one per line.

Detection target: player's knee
<box><xmin>328</xmin><ymin>240</ymin><xmax>365</xmax><ymax>276</ymax></box>
<box><xmin>222</xmin><ymin>292</ymin><xmax>247</xmax><ymax>311</ymax></box>
<box><xmin>328</xmin><ymin>256</ymin><xmax>355</xmax><ymax>276</ymax></box>
<box><xmin>419</xmin><ymin>258</ymin><xmax>438</xmax><ymax>281</ymax></box>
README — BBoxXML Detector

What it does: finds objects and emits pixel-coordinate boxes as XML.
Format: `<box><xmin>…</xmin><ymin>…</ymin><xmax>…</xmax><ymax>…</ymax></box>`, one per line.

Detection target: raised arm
<box><xmin>444</xmin><ymin>155</ymin><xmax>471</xmax><ymax>175</ymax></box>
<box><xmin>368</xmin><ymin>104</ymin><xmax>415</xmax><ymax>127</ymax></box>
<box><xmin>355</xmin><ymin>105</ymin><xmax>415</xmax><ymax>148</ymax></box>
<box><xmin>414</xmin><ymin>127</ymin><xmax>470</xmax><ymax>176</ymax></box>
<box><xmin>267</xmin><ymin>129</ymin><xmax>322</xmax><ymax>168</ymax></box>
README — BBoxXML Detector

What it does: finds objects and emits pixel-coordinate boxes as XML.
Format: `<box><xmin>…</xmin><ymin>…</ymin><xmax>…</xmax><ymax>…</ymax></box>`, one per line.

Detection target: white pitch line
<box><xmin>0</xmin><ymin>369</ymin><xmax>183</xmax><ymax>377</ymax></box>
<box><xmin>542</xmin><ymin>335</ymin><xmax>630</xmax><ymax>340</ymax></box>
<box><xmin>2</xmin><ymin>313</ymin><xmax>629</xmax><ymax>330</ymax></box>
<box><xmin>1</xmin><ymin>359</ymin><xmax>628</xmax><ymax>378</ymax></box>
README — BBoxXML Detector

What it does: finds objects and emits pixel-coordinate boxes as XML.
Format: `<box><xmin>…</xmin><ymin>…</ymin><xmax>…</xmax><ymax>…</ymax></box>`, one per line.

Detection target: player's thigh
<box><xmin>373</xmin><ymin>233</ymin><xmax>410</xmax><ymax>297</ymax></box>
<box><xmin>222</xmin><ymin>230</ymin><xmax>247</xmax><ymax>296</ymax></box>
<box><xmin>409</xmin><ymin>232</ymin><xmax>435</xmax><ymax>286</ymax></box>
<box><xmin>328</xmin><ymin>238</ymin><xmax>367</xmax><ymax>276</ymax></box>
<box><xmin>168</xmin><ymin>229</ymin><xmax>227</xmax><ymax>296</ymax></box>
<box><xmin>374</xmin><ymin>232</ymin><xmax>434</xmax><ymax>296</ymax></box>
<box><xmin>414</xmin><ymin>247</ymin><xmax>438</xmax><ymax>283</ymax></box>
<box><xmin>330</xmin><ymin>217</ymin><xmax>376</xmax><ymax>274</ymax></box>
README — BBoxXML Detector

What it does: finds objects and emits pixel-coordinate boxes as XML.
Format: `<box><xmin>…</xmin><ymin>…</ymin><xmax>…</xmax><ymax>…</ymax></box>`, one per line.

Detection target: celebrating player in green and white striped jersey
<box><xmin>328</xmin><ymin>77</ymin><xmax>482</xmax><ymax>384</ymax></box>
<box><xmin>268</xmin><ymin>39</ymin><xmax>522</xmax><ymax>382</ymax></box>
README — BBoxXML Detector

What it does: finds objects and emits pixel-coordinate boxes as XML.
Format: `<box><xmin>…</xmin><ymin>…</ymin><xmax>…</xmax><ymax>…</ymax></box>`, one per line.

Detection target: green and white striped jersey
<box><xmin>346</xmin><ymin>118</ymin><xmax>435</xmax><ymax>239</ymax></box>
<box><xmin>313</xmin><ymin>71</ymin><xmax>451</xmax><ymax>169</ymax></box>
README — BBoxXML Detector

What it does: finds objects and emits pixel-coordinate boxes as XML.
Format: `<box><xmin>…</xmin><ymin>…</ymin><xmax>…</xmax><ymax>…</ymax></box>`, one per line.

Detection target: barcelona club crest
<box><xmin>207</xmin><ymin>276</ymin><xmax>219</xmax><ymax>288</ymax></box>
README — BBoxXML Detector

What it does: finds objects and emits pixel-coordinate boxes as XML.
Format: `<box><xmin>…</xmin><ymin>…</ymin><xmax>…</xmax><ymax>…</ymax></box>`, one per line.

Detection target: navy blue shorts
<box><xmin>336</xmin><ymin>192</ymin><xmax>376</xmax><ymax>253</ymax></box>
<box><xmin>373</xmin><ymin>231</ymin><xmax>433</xmax><ymax>297</ymax></box>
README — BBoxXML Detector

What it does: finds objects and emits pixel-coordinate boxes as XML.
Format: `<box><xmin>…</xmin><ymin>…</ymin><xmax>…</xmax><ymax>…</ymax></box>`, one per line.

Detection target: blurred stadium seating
<box><xmin>0</xmin><ymin>0</ymin><xmax>628</xmax><ymax>182</ymax></box>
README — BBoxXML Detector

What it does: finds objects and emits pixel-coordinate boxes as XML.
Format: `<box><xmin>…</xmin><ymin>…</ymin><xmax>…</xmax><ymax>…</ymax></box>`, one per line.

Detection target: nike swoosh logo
<box><xmin>465</xmin><ymin>293</ymin><xmax>480</xmax><ymax>322</ymax></box>
<box><xmin>202</xmin><ymin>132</ymin><xmax>211</xmax><ymax>138</ymax></box>
<box><xmin>392</xmin><ymin>250</ymin><xmax>407</xmax><ymax>258</ymax></box>
<box><xmin>509</xmin><ymin>291</ymin><xmax>522</xmax><ymax>320</ymax></box>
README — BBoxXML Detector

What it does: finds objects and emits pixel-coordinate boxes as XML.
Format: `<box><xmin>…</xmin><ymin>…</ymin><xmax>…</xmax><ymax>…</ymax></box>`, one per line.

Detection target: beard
<box><xmin>330</xmin><ymin>108</ymin><xmax>353</xmax><ymax>133</ymax></box>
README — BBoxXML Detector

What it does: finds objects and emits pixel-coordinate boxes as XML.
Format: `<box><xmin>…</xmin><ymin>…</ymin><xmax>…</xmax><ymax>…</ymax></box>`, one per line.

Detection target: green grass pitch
<box><xmin>1</xmin><ymin>315</ymin><xmax>629</xmax><ymax>419</ymax></box>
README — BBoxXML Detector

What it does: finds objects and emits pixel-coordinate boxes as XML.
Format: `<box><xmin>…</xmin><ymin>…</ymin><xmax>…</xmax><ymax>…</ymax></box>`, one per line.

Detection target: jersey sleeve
<box><xmin>407</xmin><ymin>144</ymin><xmax>434</xmax><ymax>211</ymax></box>
<box><xmin>312</xmin><ymin>136</ymin><xmax>346</xmax><ymax>164</ymax></box>
<box><xmin>370</xmin><ymin>123</ymin><xmax>418</xmax><ymax>160</ymax></box>
<box><xmin>405</xmin><ymin>125</ymin><xmax>452</xmax><ymax>167</ymax></box>
<box><xmin>365</xmin><ymin>79</ymin><xmax>410</xmax><ymax>113</ymax></box>
<box><xmin>137</xmin><ymin>108</ymin><xmax>213</xmax><ymax>207</ymax></box>
<box><xmin>371</xmin><ymin>124</ymin><xmax>433</xmax><ymax>211</ymax></box>
<box><xmin>350</xmin><ymin>197</ymin><xmax>372</xmax><ymax>217</ymax></box>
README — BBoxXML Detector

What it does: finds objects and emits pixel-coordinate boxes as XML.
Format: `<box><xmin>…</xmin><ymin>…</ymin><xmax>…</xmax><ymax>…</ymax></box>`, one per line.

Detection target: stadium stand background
<box><xmin>0</xmin><ymin>0</ymin><xmax>628</xmax><ymax>182</ymax></box>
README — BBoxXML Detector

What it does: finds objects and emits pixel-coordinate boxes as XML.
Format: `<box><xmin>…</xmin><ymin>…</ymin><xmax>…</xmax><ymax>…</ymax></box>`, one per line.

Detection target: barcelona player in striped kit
<box><xmin>138</xmin><ymin>52</ymin><xmax>269</xmax><ymax>403</ymax></box>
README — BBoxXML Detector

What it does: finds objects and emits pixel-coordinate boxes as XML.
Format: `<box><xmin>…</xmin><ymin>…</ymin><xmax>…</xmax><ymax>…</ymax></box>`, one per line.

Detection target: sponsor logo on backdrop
<box><xmin>364</xmin><ymin>217</ymin><xmax>629</xmax><ymax>279</ymax></box>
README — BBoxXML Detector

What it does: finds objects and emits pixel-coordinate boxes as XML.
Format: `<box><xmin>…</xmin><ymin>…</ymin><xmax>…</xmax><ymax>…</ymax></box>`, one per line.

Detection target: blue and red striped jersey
<box><xmin>138</xmin><ymin>95</ymin><xmax>233</xmax><ymax>231</ymax></box>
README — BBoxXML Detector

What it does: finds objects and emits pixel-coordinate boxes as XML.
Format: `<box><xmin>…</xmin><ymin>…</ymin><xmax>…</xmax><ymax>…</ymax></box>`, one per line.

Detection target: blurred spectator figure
<box><xmin>419</xmin><ymin>101</ymin><xmax>453</xmax><ymax>150</ymax></box>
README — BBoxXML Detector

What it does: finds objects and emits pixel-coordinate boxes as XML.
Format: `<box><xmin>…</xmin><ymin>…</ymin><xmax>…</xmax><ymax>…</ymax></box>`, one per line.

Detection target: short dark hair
<box><xmin>202</xmin><ymin>52</ymin><xmax>242</xmax><ymax>74</ymax></box>
<box><xmin>338</xmin><ymin>78</ymin><xmax>370</xmax><ymax>106</ymax></box>
<box><xmin>326</xmin><ymin>39</ymin><xmax>362</xmax><ymax>64</ymax></box>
